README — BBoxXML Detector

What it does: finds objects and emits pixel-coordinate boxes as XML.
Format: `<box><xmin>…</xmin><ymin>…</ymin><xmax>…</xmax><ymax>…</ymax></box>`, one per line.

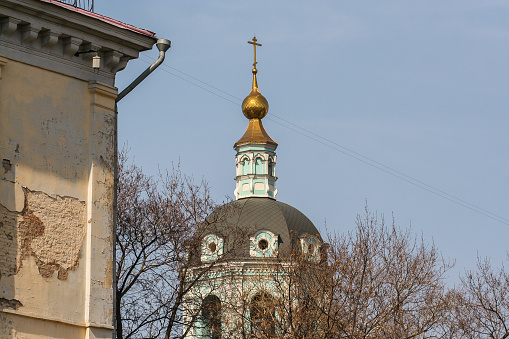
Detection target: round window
<box><xmin>258</xmin><ymin>239</ymin><xmax>269</xmax><ymax>250</ymax></box>
<box><xmin>208</xmin><ymin>241</ymin><xmax>217</xmax><ymax>253</ymax></box>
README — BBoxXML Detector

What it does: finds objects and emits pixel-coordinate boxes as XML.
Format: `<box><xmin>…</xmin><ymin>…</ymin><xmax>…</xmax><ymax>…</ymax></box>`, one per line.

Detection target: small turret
<box><xmin>234</xmin><ymin>37</ymin><xmax>278</xmax><ymax>200</ymax></box>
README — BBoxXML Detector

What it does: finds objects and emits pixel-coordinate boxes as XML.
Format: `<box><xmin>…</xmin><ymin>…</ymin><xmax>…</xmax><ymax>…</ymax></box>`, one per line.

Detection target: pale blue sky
<box><xmin>98</xmin><ymin>1</ymin><xmax>509</xmax><ymax>281</ymax></box>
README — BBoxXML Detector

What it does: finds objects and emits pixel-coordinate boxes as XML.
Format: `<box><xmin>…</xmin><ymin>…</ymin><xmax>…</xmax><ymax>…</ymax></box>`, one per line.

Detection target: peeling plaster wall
<box><xmin>0</xmin><ymin>0</ymin><xmax>156</xmax><ymax>335</ymax></box>
<box><xmin>18</xmin><ymin>189</ymin><xmax>87</xmax><ymax>280</ymax></box>
<box><xmin>0</xmin><ymin>56</ymin><xmax>116</xmax><ymax>337</ymax></box>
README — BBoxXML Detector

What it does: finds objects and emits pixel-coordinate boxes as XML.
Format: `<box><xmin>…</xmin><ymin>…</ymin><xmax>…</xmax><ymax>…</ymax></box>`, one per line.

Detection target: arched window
<box><xmin>268</xmin><ymin>158</ymin><xmax>274</xmax><ymax>177</ymax></box>
<box><xmin>242</xmin><ymin>158</ymin><xmax>250</xmax><ymax>175</ymax></box>
<box><xmin>254</xmin><ymin>157</ymin><xmax>264</xmax><ymax>174</ymax></box>
<box><xmin>250</xmin><ymin>292</ymin><xmax>276</xmax><ymax>337</ymax></box>
<box><xmin>201</xmin><ymin>295</ymin><xmax>221</xmax><ymax>339</ymax></box>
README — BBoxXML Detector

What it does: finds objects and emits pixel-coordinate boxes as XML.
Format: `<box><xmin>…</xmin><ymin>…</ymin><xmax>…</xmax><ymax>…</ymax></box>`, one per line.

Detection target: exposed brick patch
<box><xmin>1</xmin><ymin>188</ymin><xmax>86</xmax><ymax>282</ymax></box>
<box><xmin>17</xmin><ymin>192</ymin><xmax>45</xmax><ymax>271</ymax></box>
<box><xmin>0</xmin><ymin>297</ymin><xmax>22</xmax><ymax>310</ymax></box>
<box><xmin>17</xmin><ymin>188</ymin><xmax>86</xmax><ymax>280</ymax></box>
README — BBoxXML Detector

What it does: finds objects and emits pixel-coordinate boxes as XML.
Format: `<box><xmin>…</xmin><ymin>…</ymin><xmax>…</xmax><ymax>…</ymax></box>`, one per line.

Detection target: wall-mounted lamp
<box><xmin>75</xmin><ymin>49</ymin><xmax>100</xmax><ymax>70</ymax></box>
<box><xmin>92</xmin><ymin>54</ymin><xmax>100</xmax><ymax>69</ymax></box>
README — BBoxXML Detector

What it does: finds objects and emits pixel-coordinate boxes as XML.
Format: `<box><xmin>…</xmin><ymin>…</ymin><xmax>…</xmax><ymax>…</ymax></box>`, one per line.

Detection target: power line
<box><xmin>265</xmin><ymin>117</ymin><xmax>508</xmax><ymax>225</ymax></box>
<box><xmin>139</xmin><ymin>57</ymin><xmax>240</xmax><ymax>106</ymax></box>
<box><xmin>266</xmin><ymin>115</ymin><xmax>508</xmax><ymax>224</ymax></box>
<box><xmin>134</xmin><ymin>55</ymin><xmax>509</xmax><ymax>226</ymax></box>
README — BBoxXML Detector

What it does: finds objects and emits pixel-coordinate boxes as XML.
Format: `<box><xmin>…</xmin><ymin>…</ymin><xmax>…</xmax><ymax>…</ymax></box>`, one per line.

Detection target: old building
<box><xmin>0</xmin><ymin>0</ymin><xmax>156</xmax><ymax>337</ymax></box>
<box><xmin>183</xmin><ymin>38</ymin><xmax>325</xmax><ymax>338</ymax></box>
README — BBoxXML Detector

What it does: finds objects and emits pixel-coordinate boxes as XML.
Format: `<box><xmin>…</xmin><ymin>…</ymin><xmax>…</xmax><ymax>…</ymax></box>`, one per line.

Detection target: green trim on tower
<box><xmin>234</xmin><ymin>40</ymin><xmax>278</xmax><ymax>200</ymax></box>
<box><xmin>237</xmin><ymin>145</ymin><xmax>276</xmax><ymax>152</ymax></box>
<box><xmin>234</xmin><ymin>143</ymin><xmax>278</xmax><ymax>200</ymax></box>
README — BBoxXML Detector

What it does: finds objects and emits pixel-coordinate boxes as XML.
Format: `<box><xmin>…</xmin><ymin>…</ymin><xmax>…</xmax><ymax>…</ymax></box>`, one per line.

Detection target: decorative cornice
<box><xmin>63</xmin><ymin>36</ymin><xmax>83</xmax><ymax>56</ymax></box>
<box><xmin>0</xmin><ymin>17</ymin><xmax>21</xmax><ymax>35</ymax></box>
<box><xmin>0</xmin><ymin>0</ymin><xmax>156</xmax><ymax>86</ymax></box>
<box><xmin>19</xmin><ymin>23</ymin><xmax>40</xmax><ymax>44</ymax></box>
<box><xmin>40</xmin><ymin>29</ymin><xmax>60</xmax><ymax>48</ymax></box>
<box><xmin>235</xmin><ymin>174</ymin><xmax>277</xmax><ymax>181</ymax></box>
<box><xmin>2</xmin><ymin>0</ymin><xmax>155</xmax><ymax>47</ymax></box>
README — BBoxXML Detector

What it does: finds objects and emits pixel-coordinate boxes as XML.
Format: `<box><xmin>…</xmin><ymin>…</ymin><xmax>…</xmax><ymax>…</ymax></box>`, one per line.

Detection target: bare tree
<box><xmin>241</xmin><ymin>207</ymin><xmax>458</xmax><ymax>339</ymax></box>
<box><xmin>116</xmin><ymin>150</ymin><xmax>216</xmax><ymax>339</ymax></box>
<box><xmin>321</xmin><ymin>209</ymin><xmax>457</xmax><ymax>338</ymax></box>
<box><xmin>455</xmin><ymin>257</ymin><xmax>509</xmax><ymax>339</ymax></box>
<box><xmin>118</xmin><ymin>157</ymin><xmax>508</xmax><ymax>339</ymax></box>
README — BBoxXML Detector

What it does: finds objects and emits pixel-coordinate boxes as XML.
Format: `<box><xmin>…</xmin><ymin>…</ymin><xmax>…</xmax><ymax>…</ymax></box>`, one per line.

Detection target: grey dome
<box><xmin>202</xmin><ymin>197</ymin><xmax>321</xmax><ymax>258</ymax></box>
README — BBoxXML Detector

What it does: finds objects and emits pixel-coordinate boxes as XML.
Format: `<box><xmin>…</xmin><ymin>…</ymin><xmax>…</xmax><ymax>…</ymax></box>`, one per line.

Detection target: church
<box><xmin>0</xmin><ymin>0</ymin><xmax>326</xmax><ymax>335</ymax></box>
<box><xmin>183</xmin><ymin>38</ymin><xmax>326</xmax><ymax>339</ymax></box>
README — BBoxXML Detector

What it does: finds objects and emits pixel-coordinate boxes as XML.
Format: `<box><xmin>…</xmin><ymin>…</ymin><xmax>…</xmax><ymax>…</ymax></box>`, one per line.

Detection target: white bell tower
<box><xmin>233</xmin><ymin>37</ymin><xmax>278</xmax><ymax>200</ymax></box>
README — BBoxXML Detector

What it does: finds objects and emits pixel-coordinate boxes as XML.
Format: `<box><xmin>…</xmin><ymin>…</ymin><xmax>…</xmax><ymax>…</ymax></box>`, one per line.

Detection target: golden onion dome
<box><xmin>241</xmin><ymin>69</ymin><xmax>269</xmax><ymax>119</ymax></box>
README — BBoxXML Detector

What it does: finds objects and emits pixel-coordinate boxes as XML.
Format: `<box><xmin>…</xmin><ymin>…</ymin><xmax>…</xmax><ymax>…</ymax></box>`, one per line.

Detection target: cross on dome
<box><xmin>247</xmin><ymin>36</ymin><xmax>262</xmax><ymax>70</ymax></box>
<box><xmin>234</xmin><ymin>36</ymin><xmax>278</xmax><ymax>200</ymax></box>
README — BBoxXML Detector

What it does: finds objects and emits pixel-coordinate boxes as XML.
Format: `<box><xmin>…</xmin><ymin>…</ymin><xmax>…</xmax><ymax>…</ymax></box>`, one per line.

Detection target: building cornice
<box><xmin>0</xmin><ymin>0</ymin><xmax>157</xmax><ymax>86</ymax></box>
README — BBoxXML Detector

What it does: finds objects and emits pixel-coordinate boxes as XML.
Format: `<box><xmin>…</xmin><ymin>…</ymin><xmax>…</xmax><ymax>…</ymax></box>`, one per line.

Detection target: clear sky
<box><xmin>97</xmin><ymin>0</ymin><xmax>508</xmax><ymax>281</ymax></box>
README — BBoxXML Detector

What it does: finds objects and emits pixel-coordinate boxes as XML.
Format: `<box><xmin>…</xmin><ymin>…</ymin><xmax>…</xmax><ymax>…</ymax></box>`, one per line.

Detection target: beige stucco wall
<box><xmin>0</xmin><ymin>56</ymin><xmax>116</xmax><ymax>338</ymax></box>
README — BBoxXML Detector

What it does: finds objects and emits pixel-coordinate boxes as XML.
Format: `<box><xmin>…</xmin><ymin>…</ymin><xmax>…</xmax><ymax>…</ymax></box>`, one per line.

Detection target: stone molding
<box><xmin>0</xmin><ymin>0</ymin><xmax>156</xmax><ymax>86</ymax></box>
<box><xmin>88</xmin><ymin>81</ymin><xmax>119</xmax><ymax>100</ymax></box>
<box><xmin>1</xmin><ymin>308</ymin><xmax>115</xmax><ymax>330</ymax></box>
<box><xmin>187</xmin><ymin>259</ymin><xmax>294</xmax><ymax>280</ymax></box>
<box><xmin>201</xmin><ymin>234</ymin><xmax>225</xmax><ymax>263</ymax></box>
<box><xmin>249</xmin><ymin>230</ymin><xmax>279</xmax><ymax>258</ymax></box>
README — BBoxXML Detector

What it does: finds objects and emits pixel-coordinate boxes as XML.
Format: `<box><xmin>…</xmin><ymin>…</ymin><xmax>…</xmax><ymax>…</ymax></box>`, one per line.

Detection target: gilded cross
<box><xmin>247</xmin><ymin>36</ymin><xmax>262</xmax><ymax>69</ymax></box>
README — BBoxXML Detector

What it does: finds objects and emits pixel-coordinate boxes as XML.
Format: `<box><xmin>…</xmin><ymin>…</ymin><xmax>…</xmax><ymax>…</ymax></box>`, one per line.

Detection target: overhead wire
<box><xmin>265</xmin><ymin>115</ymin><xmax>508</xmax><ymax>224</ymax></box>
<box><xmin>134</xmin><ymin>54</ymin><xmax>509</xmax><ymax>226</ymax></box>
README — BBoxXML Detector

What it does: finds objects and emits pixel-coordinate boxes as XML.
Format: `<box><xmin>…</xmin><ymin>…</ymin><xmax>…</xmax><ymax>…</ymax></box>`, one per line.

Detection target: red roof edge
<box><xmin>39</xmin><ymin>0</ymin><xmax>156</xmax><ymax>38</ymax></box>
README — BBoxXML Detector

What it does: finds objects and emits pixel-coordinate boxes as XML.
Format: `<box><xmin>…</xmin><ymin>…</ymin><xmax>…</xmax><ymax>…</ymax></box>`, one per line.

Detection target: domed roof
<box><xmin>234</xmin><ymin>118</ymin><xmax>277</xmax><ymax>147</ymax></box>
<box><xmin>242</xmin><ymin>86</ymin><xmax>269</xmax><ymax>119</ymax></box>
<box><xmin>203</xmin><ymin>197</ymin><xmax>322</xmax><ymax>258</ymax></box>
<box><xmin>234</xmin><ymin>69</ymin><xmax>277</xmax><ymax>147</ymax></box>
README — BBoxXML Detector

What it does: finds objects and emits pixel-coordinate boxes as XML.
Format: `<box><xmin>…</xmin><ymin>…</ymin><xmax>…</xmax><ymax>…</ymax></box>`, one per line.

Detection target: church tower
<box><xmin>234</xmin><ymin>37</ymin><xmax>278</xmax><ymax>200</ymax></box>
<box><xmin>183</xmin><ymin>37</ymin><xmax>324</xmax><ymax>339</ymax></box>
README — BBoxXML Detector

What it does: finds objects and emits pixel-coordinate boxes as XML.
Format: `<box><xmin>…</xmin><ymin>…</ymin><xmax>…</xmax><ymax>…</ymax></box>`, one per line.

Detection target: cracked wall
<box><xmin>0</xmin><ymin>188</ymin><xmax>86</xmax><ymax>284</ymax></box>
<box><xmin>18</xmin><ymin>189</ymin><xmax>86</xmax><ymax>280</ymax></box>
<box><xmin>1</xmin><ymin>54</ymin><xmax>116</xmax><ymax>337</ymax></box>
